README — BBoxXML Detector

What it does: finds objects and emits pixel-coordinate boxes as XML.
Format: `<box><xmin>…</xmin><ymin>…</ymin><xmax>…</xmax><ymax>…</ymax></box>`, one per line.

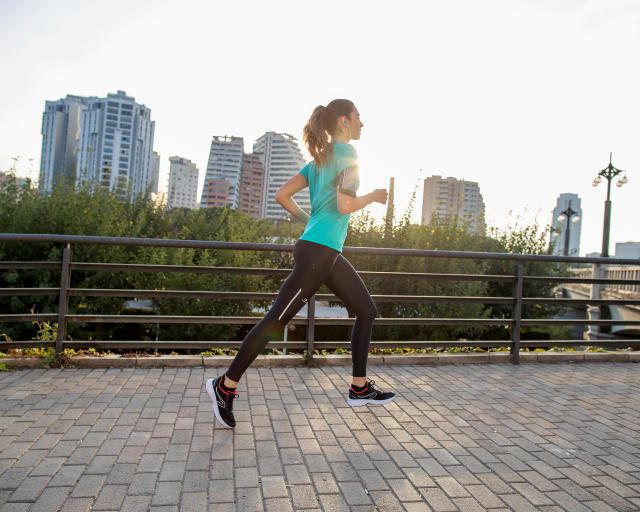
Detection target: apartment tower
<box><xmin>168</xmin><ymin>156</ymin><xmax>199</xmax><ymax>209</ymax></box>
<box><xmin>421</xmin><ymin>175</ymin><xmax>486</xmax><ymax>233</ymax></box>
<box><xmin>253</xmin><ymin>132</ymin><xmax>310</xmax><ymax>219</ymax></box>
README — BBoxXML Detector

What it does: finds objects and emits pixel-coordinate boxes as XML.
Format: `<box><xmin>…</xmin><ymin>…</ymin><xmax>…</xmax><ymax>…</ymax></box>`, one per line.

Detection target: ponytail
<box><xmin>303</xmin><ymin>99</ymin><xmax>354</xmax><ymax>168</ymax></box>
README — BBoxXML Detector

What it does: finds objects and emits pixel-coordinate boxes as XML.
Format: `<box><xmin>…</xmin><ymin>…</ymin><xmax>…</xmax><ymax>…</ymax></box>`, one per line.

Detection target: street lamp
<box><xmin>593</xmin><ymin>152</ymin><xmax>629</xmax><ymax>257</ymax></box>
<box><xmin>556</xmin><ymin>201</ymin><xmax>580</xmax><ymax>256</ymax></box>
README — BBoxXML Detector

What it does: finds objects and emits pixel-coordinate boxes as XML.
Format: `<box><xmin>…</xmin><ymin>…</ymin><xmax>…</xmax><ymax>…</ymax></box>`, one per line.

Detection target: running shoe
<box><xmin>205</xmin><ymin>375</ymin><xmax>238</xmax><ymax>428</ymax></box>
<box><xmin>347</xmin><ymin>379</ymin><xmax>396</xmax><ymax>407</ymax></box>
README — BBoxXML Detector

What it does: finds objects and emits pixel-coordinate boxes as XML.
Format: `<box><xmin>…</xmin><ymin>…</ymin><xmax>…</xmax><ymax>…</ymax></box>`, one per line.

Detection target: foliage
<box><xmin>0</xmin><ymin>175</ymin><xmax>303</xmax><ymax>342</ymax></box>
<box><xmin>1</xmin><ymin>172</ymin><xmax>572</xmax><ymax>346</ymax></box>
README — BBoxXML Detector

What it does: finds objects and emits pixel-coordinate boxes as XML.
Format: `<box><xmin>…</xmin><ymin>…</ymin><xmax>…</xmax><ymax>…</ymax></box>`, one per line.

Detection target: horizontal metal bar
<box><xmin>61</xmin><ymin>315</ymin><xmax>514</xmax><ymax>326</ymax></box>
<box><xmin>522</xmin><ymin>298</ymin><xmax>640</xmax><ymax>306</ymax></box>
<box><xmin>359</xmin><ymin>272</ymin><xmax>514</xmax><ymax>282</ymax></box>
<box><xmin>0</xmin><ymin>314</ymin><xmax>59</xmax><ymax>322</ymax></box>
<box><xmin>2</xmin><ymin>289</ymin><xmax>638</xmax><ymax>307</ymax></box>
<box><xmin>68</xmin><ymin>263</ymin><xmax>516</xmax><ymax>282</ymax></box>
<box><xmin>3</xmin><ymin>339</ymin><xmax>637</xmax><ymax>351</ymax></box>
<box><xmin>0</xmin><ymin>262</ymin><xmax>60</xmax><ymax>270</ymax></box>
<box><xmin>316</xmin><ymin>318</ymin><xmax>515</xmax><ymax>326</ymax></box>
<box><xmin>521</xmin><ymin>319</ymin><xmax>640</xmax><ymax>326</ymax></box>
<box><xmin>0</xmin><ymin>288</ymin><xmax>59</xmax><ymax>296</ymax></box>
<box><xmin>526</xmin><ymin>276</ymin><xmax>640</xmax><ymax>285</ymax></box>
<box><xmin>67</xmin><ymin>289</ymin><xmax>278</xmax><ymax>299</ymax></box>
<box><xmin>63</xmin><ymin>289</ymin><xmax>515</xmax><ymax>304</ymax></box>
<box><xmin>70</xmin><ymin>262</ymin><xmax>291</xmax><ymax>276</ymax></box>
<box><xmin>63</xmin><ymin>314</ymin><xmax>308</xmax><ymax>325</ymax></box>
<box><xmin>3</xmin><ymin>233</ymin><xmax>640</xmax><ymax>265</ymax></box>
<box><xmin>0</xmin><ymin>341</ymin><xmax>55</xmax><ymax>349</ymax></box>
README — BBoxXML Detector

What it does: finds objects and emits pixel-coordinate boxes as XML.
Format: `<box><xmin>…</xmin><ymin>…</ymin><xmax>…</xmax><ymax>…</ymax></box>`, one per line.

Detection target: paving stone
<box><xmin>70</xmin><ymin>474</ymin><xmax>105</xmax><ymax>498</ymax></box>
<box><xmin>27</xmin><ymin>485</ymin><xmax>71</xmax><ymax>511</ymax></box>
<box><xmin>2</xmin><ymin>365</ymin><xmax>640</xmax><ymax>512</ymax></box>
<box><xmin>59</xmin><ymin>497</ymin><xmax>94</xmax><ymax>511</ymax></box>
<box><xmin>151</xmin><ymin>481</ymin><xmax>181</xmax><ymax>506</ymax></box>
<box><xmin>120</xmin><ymin>495</ymin><xmax>151</xmax><ymax>512</ymax></box>
<box><xmin>128</xmin><ymin>471</ymin><xmax>157</xmax><ymax>495</ymax></box>
<box><xmin>261</xmin><ymin>475</ymin><xmax>288</xmax><ymax>498</ymax></box>
<box><xmin>7</xmin><ymin>475</ymin><xmax>50</xmax><ymax>502</ymax></box>
<box><xmin>92</xmin><ymin>484</ymin><xmax>127</xmax><ymax>510</ymax></box>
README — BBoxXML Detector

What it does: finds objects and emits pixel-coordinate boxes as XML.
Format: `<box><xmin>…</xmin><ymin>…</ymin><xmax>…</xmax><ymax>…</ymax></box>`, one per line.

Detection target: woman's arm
<box><xmin>337</xmin><ymin>187</ymin><xmax>388</xmax><ymax>215</ymax></box>
<box><xmin>275</xmin><ymin>173</ymin><xmax>311</xmax><ymax>223</ymax></box>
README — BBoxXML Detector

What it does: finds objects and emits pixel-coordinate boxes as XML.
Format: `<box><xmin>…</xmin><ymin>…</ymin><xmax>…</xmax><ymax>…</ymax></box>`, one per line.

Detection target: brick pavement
<box><xmin>0</xmin><ymin>363</ymin><xmax>639</xmax><ymax>512</ymax></box>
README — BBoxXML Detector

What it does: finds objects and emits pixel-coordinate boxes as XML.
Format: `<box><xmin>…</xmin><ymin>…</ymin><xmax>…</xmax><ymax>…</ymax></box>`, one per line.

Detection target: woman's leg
<box><xmin>323</xmin><ymin>254</ymin><xmax>378</xmax><ymax>380</ymax></box>
<box><xmin>224</xmin><ymin>240</ymin><xmax>339</xmax><ymax>384</ymax></box>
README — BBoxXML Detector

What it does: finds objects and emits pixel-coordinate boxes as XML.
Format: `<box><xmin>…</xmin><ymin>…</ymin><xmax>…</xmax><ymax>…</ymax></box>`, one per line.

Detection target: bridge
<box><xmin>563</xmin><ymin>265</ymin><xmax>640</xmax><ymax>338</ymax></box>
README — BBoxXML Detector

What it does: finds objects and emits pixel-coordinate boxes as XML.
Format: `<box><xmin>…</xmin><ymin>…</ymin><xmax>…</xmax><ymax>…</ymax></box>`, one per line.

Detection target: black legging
<box><xmin>225</xmin><ymin>239</ymin><xmax>378</xmax><ymax>382</ymax></box>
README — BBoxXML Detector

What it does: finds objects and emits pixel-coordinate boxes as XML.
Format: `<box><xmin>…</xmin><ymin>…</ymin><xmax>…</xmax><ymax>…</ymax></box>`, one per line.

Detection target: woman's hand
<box><xmin>337</xmin><ymin>187</ymin><xmax>388</xmax><ymax>215</ymax></box>
<box><xmin>371</xmin><ymin>188</ymin><xmax>388</xmax><ymax>205</ymax></box>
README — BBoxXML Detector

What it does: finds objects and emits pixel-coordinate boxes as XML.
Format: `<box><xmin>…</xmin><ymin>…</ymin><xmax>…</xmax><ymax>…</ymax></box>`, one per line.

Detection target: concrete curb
<box><xmin>1</xmin><ymin>351</ymin><xmax>638</xmax><ymax>369</ymax></box>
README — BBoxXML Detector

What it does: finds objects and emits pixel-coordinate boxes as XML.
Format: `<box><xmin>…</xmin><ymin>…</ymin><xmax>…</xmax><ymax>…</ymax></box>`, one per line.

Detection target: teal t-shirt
<box><xmin>298</xmin><ymin>142</ymin><xmax>360</xmax><ymax>253</ymax></box>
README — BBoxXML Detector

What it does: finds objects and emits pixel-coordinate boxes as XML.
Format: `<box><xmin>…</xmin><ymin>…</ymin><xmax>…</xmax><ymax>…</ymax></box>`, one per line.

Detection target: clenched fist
<box><xmin>372</xmin><ymin>188</ymin><xmax>388</xmax><ymax>205</ymax></box>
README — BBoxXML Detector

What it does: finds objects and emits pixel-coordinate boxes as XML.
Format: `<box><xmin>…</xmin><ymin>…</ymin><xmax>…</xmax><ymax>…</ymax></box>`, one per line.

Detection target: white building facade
<box><xmin>421</xmin><ymin>175</ymin><xmax>485</xmax><ymax>233</ymax></box>
<box><xmin>39</xmin><ymin>94</ymin><xmax>92</xmax><ymax>192</ymax></box>
<box><xmin>550</xmin><ymin>193</ymin><xmax>582</xmax><ymax>256</ymax></box>
<box><xmin>151</xmin><ymin>151</ymin><xmax>161</xmax><ymax>196</ymax></box>
<box><xmin>75</xmin><ymin>90</ymin><xmax>155</xmax><ymax>199</ymax></box>
<box><xmin>253</xmin><ymin>132</ymin><xmax>310</xmax><ymax>219</ymax></box>
<box><xmin>615</xmin><ymin>242</ymin><xmax>640</xmax><ymax>259</ymax></box>
<box><xmin>200</xmin><ymin>136</ymin><xmax>243</xmax><ymax>209</ymax></box>
<box><xmin>168</xmin><ymin>156</ymin><xmax>199</xmax><ymax>209</ymax></box>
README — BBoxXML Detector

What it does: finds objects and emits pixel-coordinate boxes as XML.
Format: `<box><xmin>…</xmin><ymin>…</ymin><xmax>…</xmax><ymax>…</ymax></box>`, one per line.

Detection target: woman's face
<box><xmin>347</xmin><ymin>108</ymin><xmax>363</xmax><ymax>140</ymax></box>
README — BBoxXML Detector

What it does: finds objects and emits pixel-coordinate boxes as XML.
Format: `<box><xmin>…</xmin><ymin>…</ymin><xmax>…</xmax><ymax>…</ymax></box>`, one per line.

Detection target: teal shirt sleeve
<box><xmin>299</xmin><ymin>162</ymin><xmax>311</xmax><ymax>181</ymax></box>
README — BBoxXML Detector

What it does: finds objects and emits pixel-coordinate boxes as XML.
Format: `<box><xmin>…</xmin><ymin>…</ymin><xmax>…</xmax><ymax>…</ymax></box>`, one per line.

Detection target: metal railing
<box><xmin>1</xmin><ymin>233</ymin><xmax>640</xmax><ymax>364</ymax></box>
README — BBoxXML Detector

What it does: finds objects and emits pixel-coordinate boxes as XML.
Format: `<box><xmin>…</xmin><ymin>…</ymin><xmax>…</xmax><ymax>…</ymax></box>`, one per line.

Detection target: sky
<box><xmin>1</xmin><ymin>0</ymin><xmax>638</xmax><ymax>256</ymax></box>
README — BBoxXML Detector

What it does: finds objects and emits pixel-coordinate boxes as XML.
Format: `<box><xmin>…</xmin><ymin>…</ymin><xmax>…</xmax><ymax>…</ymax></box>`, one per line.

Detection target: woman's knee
<box><xmin>356</xmin><ymin>300</ymin><xmax>378</xmax><ymax>321</ymax></box>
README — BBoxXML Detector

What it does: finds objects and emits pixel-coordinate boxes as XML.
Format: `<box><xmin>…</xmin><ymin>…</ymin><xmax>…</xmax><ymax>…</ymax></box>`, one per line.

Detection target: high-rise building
<box><xmin>238</xmin><ymin>153</ymin><xmax>264</xmax><ymax>218</ymax></box>
<box><xmin>421</xmin><ymin>175</ymin><xmax>485</xmax><ymax>232</ymax></box>
<box><xmin>253</xmin><ymin>132</ymin><xmax>310</xmax><ymax>219</ymax></box>
<box><xmin>199</xmin><ymin>136</ymin><xmax>243</xmax><ymax>209</ymax></box>
<box><xmin>151</xmin><ymin>151</ymin><xmax>161</xmax><ymax>196</ymax></box>
<box><xmin>202</xmin><ymin>178</ymin><xmax>231</xmax><ymax>208</ymax></box>
<box><xmin>39</xmin><ymin>94</ymin><xmax>91</xmax><ymax>192</ymax></box>
<box><xmin>550</xmin><ymin>193</ymin><xmax>582</xmax><ymax>256</ymax></box>
<box><xmin>75</xmin><ymin>90</ymin><xmax>155</xmax><ymax>199</ymax></box>
<box><xmin>168</xmin><ymin>156</ymin><xmax>199</xmax><ymax>209</ymax></box>
<box><xmin>615</xmin><ymin>242</ymin><xmax>640</xmax><ymax>259</ymax></box>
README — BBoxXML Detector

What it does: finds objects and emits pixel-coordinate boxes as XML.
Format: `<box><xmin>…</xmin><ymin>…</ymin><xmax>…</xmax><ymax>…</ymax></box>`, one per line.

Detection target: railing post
<box><xmin>56</xmin><ymin>244</ymin><xmax>71</xmax><ymax>354</ymax></box>
<box><xmin>586</xmin><ymin>263</ymin><xmax>602</xmax><ymax>340</ymax></box>
<box><xmin>307</xmin><ymin>294</ymin><xmax>316</xmax><ymax>355</ymax></box>
<box><xmin>511</xmin><ymin>261</ymin><xmax>524</xmax><ymax>364</ymax></box>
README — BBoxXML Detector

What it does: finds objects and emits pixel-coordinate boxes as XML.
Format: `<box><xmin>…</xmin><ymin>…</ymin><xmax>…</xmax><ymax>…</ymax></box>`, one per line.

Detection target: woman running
<box><xmin>206</xmin><ymin>99</ymin><xmax>397</xmax><ymax>429</ymax></box>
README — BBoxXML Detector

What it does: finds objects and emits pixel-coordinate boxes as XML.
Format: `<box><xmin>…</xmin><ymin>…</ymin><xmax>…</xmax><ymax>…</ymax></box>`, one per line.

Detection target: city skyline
<box><xmin>1</xmin><ymin>0</ymin><xmax>639</xmax><ymax>255</ymax></box>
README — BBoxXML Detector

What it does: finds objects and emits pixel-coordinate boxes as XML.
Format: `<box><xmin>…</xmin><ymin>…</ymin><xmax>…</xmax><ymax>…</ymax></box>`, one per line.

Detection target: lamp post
<box><xmin>555</xmin><ymin>201</ymin><xmax>580</xmax><ymax>256</ymax></box>
<box><xmin>587</xmin><ymin>153</ymin><xmax>630</xmax><ymax>341</ymax></box>
<box><xmin>592</xmin><ymin>152</ymin><xmax>629</xmax><ymax>257</ymax></box>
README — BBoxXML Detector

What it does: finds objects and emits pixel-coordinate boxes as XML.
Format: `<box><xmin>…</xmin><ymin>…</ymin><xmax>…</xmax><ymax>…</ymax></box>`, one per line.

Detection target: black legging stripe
<box><xmin>225</xmin><ymin>239</ymin><xmax>378</xmax><ymax>382</ymax></box>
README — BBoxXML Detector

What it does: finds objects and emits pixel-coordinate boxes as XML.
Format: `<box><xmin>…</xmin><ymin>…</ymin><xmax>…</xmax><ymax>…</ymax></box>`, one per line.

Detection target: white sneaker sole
<box><xmin>205</xmin><ymin>378</ymin><xmax>234</xmax><ymax>429</ymax></box>
<box><xmin>347</xmin><ymin>395</ymin><xmax>396</xmax><ymax>407</ymax></box>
